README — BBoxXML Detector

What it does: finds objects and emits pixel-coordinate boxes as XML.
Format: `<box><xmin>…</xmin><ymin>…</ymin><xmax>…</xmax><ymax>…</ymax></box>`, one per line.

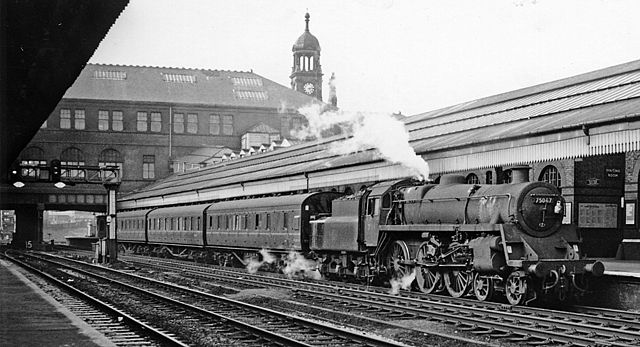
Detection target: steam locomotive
<box><xmin>117</xmin><ymin>167</ymin><xmax>604</xmax><ymax>305</ymax></box>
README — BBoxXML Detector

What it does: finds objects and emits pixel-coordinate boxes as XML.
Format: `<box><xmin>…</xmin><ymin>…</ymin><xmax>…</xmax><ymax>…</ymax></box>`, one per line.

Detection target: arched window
<box><xmin>99</xmin><ymin>149</ymin><xmax>123</xmax><ymax>180</ymax></box>
<box><xmin>502</xmin><ymin>170</ymin><xmax>512</xmax><ymax>184</ymax></box>
<box><xmin>466</xmin><ymin>173</ymin><xmax>479</xmax><ymax>184</ymax></box>
<box><xmin>60</xmin><ymin>147</ymin><xmax>85</xmax><ymax>178</ymax></box>
<box><xmin>20</xmin><ymin>146</ymin><xmax>46</xmax><ymax>178</ymax></box>
<box><xmin>539</xmin><ymin>165</ymin><xmax>562</xmax><ymax>187</ymax></box>
<box><xmin>485</xmin><ymin>171</ymin><xmax>493</xmax><ymax>184</ymax></box>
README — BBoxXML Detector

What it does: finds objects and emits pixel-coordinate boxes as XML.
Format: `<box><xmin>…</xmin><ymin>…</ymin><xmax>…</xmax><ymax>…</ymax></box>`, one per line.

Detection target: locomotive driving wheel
<box><xmin>414</xmin><ymin>241</ymin><xmax>443</xmax><ymax>293</ymax></box>
<box><xmin>444</xmin><ymin>270</ymin><xmax>472</xmax><ymax>298</ymax></box>
<box><xmin>505</xmin><ymin>271</ymin><xmax>528</xmax><ymax>305</ymax></box>
<box><xmin>385</xmin><ymin>240</ymin><xmax>411</xmax><ymax>281</ymax></box>
<box><xmin>472</xmin><ymin>273</ymin><xmax>495</xmax><ymax>301</ymax></box>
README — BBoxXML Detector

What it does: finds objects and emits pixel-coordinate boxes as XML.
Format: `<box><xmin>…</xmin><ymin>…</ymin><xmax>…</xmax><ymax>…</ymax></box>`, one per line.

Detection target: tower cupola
<box><xmin>290</xmin><ymin>12</ymin><xmax>323</xmax><ymax>100</ymax></box>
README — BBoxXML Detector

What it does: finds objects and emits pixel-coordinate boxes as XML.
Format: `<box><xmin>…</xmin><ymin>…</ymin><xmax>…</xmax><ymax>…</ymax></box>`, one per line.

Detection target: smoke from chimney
<box><xmin>295</xmin><ymin>103</ymin><xmax>429</xmax><ymax>180</ymax></box>
<box><xmin>328</xmin><ymin>73</ymin><xmax>337</xmax><ymax>107</ymax></box>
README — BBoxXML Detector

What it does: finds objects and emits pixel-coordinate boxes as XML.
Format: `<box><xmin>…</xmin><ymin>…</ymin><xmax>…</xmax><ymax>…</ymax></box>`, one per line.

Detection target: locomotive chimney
<box><xmin>509</xmin><ymin>165</ymin><xmax>530</xmax><ymax>183</ymax></box>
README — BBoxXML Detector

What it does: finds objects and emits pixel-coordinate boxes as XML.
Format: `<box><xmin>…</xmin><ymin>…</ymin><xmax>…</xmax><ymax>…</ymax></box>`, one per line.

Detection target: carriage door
<box><xmin>363</xmin><ymin>196</ymin><xmax>380</xmax><ymax>246</ymax></box>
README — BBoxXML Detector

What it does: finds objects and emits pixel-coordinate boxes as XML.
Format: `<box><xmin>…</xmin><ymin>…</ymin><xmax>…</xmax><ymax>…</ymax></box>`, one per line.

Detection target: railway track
<box><xmin>1</xmin><ymin>253</ymin><xmax>186</xmax><ymax>347</ymax></box>
<box><xmin>11</xmin><ymin>250</ymin><xmax>408</xmax><ymax>347</ymax></box>
<box><xmin>112</xmin><ymin>252</ymin><xmax>640</xmax><ymax>347</ymax></box>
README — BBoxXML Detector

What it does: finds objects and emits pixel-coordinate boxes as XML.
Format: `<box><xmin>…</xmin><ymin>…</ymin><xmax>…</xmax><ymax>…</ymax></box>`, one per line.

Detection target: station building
<box><xmin>0</xmin><ymin>12</ymin><xmax>326</xmax><ymax>246</ymax></box>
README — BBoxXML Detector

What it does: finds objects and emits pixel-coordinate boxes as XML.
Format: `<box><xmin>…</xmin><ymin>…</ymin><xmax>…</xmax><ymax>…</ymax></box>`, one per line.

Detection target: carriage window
<box><xmin>217</xmin><ymin>215</ymin><xmax>221</xmax><ymax>230</ymax></box>
<box><xmin>283</xmin><ymin>212</ymin><xmax>289</xmax><ymax>230</ymax></box>
<box><xmin>242</xmin><ymin>215</ymin><xmax>247</xmax><ymax>229</ymax></box>
<box><xmin>186</xmin><ymin>217</ymin><xmax>191</xmax><ymax>231</ymax></box>
<box><xmin>367</xmin><ymin>198</ymin><xmax>377</xmax><ymax>216</ymax></box>
<box><xmin>234</xmin><ymin>215</ymin><xmax>240</xmax><ymax>230</ymax></box>
<box><xmin>382</xmin><ymin>194</ymin><xmax>391</xmax><ymax>208</ymax></box>
<box><xmin>255</xmin><ymin>214</ymin><xmax>261</xmax><ymax>229</ymax></box>
<box><xmin>225</xmin><ymin>215</ymin><xmax>230</xmax><ymax>229</ymax></box>
<box><xmin>208</xmin><ymin>216</ymin><xmax>212</xmax><ymax>230</ymax></box>
<box><xmin>266</xmin><ymin>213</ymin><xmax>271</xmax><ymax>230</ymax></box>
<box><xmin>197</xmin><ymin>217</ymin><xmax>201</xmax><ymax>230</ymax></box>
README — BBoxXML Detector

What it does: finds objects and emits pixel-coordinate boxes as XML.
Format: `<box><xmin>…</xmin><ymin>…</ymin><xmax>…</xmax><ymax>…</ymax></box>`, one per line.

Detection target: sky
<box><xmin>89</xmin><ymin>0</ymin><xmax>640</xmax><ymax>116</ymax></box>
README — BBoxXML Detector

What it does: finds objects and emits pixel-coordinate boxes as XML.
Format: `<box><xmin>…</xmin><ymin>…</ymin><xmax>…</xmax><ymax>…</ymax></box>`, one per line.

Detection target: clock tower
<box><xmin>290</xmin><ymin>12</ymin><xmax>322</xmax><ymax>101</ymax></box>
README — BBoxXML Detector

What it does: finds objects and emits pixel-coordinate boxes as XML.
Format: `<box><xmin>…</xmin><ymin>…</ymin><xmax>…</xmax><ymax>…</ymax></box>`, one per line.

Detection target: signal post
<box><xmin>8</xmin><ymin>160</ymin><xmax>121</xmax><ymax>263</ymax></box>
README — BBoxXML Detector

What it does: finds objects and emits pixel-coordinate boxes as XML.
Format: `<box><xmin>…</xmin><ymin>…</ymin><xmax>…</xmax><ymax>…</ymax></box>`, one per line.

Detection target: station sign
<box><xmin>605</xmin><ymin>167</ymin><xmax>622</xmax><ymax>179</ymax></box>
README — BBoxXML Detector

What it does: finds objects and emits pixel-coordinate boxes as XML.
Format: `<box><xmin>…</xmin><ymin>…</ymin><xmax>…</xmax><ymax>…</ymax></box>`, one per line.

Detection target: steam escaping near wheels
<box><xmin>246</xmin><ymin>249</ymin><xmax>276</xmax><ymax>274</ymax></box>
<box><xmin>283</xmin><ymin>251</ymin><xmax>322</xmax><ymax>280</ymax></box>
<box><xmin>244</xmin><ymin>249</ymin><xmax>322</xmax><ymax>280</ymax></box>
<box><xmin>389</xmin><ymin>270</ymin><xmax>417</xmax><ymax>295</ymax></box>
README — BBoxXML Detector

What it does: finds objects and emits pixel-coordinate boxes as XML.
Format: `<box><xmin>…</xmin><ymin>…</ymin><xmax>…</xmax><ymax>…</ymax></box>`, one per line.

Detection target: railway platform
<box><xmin>601</xmin><ymin>258</ymin><xmax>640</xmax><ymax>278</ymax></box>
<box><xmin>0</xmin><ymin>259</ymin><xmax>115</xmax><ymax>347</ymax></box>
<box><xmin>585</xmin><ymin>258</ymin><xmax>640</xmax><ymax>310</ymax></box>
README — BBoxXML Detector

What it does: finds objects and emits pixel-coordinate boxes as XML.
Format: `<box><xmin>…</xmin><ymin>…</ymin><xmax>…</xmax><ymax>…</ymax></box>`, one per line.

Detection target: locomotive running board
<box><xmin>380</xmin><ymin>224</ymin><xmax>501</xmax><ymax>233</ymax></box>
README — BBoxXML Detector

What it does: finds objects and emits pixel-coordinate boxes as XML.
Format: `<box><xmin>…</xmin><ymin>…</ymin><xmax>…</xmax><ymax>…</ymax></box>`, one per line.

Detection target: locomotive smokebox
<box><xmin>508</xmin><ymin>165</ymin><xmax>531</xmax><ymax>183</ymax></box>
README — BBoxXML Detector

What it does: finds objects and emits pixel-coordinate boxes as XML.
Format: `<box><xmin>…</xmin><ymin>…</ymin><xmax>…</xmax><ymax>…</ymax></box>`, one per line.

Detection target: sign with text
<box><xmin>578</xmin><ymin>203</ymin><xmax>618</xmax><ymax>228</ymax></box>
<box><xmin>626</xmin><ymin>202</ymin><xmax>636</xmax><ymax>226</ymax></box>
<box><xmin>605</xmin><ymin>167</ymin><xmax>622</xmax><ymax>179</ymax></box>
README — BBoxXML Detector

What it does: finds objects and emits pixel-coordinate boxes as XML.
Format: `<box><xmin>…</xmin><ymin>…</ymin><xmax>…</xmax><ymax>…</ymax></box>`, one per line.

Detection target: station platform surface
<box><xmin>600</xmin><ymin>258</ymin><xmax>640</xmax><ymax>279</ymax></box>
<box><xmin>0</xmin><ymin>259</ymin><xmax>115</xmax><ymax>347</ymax></box>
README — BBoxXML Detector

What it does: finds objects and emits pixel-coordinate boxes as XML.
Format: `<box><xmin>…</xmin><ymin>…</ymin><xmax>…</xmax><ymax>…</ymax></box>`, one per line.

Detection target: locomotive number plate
<box><xmin>532</xmin><ymin>197</ymin><xmax>555</xmax><ymax>204</ymax></box>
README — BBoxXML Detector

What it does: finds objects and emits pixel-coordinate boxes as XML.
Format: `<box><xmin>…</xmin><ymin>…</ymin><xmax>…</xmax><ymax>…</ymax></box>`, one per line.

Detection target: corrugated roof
<box><xmin>406</xmin><ymin>59</ymin><xmax>640</xmax><ymax>126</ymax></box>
<box><xmin>64</xmin><ymin>64</ymin><xmax>318</xmax><ymax>109</ymax></box>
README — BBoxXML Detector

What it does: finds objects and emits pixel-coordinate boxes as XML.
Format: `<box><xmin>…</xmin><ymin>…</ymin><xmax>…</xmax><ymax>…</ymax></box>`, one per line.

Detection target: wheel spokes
<box><xmin>414</xmin><ymin>241</ymin><xmax>442</xmax><ymax>293</ymax></box>
<box><xmin>444</xmin><ymin>270</ymin><xmax>471</xmax><ymax>298</ymax></box>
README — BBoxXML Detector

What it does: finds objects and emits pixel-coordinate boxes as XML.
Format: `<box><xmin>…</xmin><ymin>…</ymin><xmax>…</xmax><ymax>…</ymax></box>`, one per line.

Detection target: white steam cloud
<box><xmin>295</xmin><ymin>104</ymin><xmax>429</xmax><ymax>179</ymax></box>
<box><xmin>245</xmin><ymin>249</ymin><xmax>276</xmax><ymax>274</ymax></box>
<box><xmin>389</xmin><ymin>270</ymin><xmax>416</xmax><ymax>295</ymax></box>
<box><xmin>282</xmin><ymin>251</ymin><xmax>322</xmax><ymax>280</ymax></box>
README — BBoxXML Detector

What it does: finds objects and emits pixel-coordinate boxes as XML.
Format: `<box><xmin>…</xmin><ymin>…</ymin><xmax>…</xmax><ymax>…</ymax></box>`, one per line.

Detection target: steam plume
<box><xmin>295</xmin><ymin>104</ymin><xmax>429</xmax><ymax>179</ymax></box>
<box><xmin>389</xmin><ymin>270</ymin><xmax>416</xmax><ymax>295</ymax></box>
<box><xmin>283</xmin><ymin>251</ymin><xmax>321</xmax><ymax>280</ymax></box>
<box><xmin>246</xmin><ymin>249</ymin><xmax>276</xmax><ymax>274</ymax></box>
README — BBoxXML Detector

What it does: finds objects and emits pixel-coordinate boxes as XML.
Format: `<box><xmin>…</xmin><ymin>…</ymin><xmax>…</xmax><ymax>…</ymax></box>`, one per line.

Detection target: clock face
<box><xmin>303</xmin><ymin>82</ymin><xmax>315</xmax><ymax>95</ymax></box>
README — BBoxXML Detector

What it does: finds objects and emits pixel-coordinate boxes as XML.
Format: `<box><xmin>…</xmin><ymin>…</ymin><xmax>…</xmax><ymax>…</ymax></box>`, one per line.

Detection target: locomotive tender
<box><xmin>118</xmin><ymin>167</ymin><xmax>604</xmax><ymax>305</ymax></box>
